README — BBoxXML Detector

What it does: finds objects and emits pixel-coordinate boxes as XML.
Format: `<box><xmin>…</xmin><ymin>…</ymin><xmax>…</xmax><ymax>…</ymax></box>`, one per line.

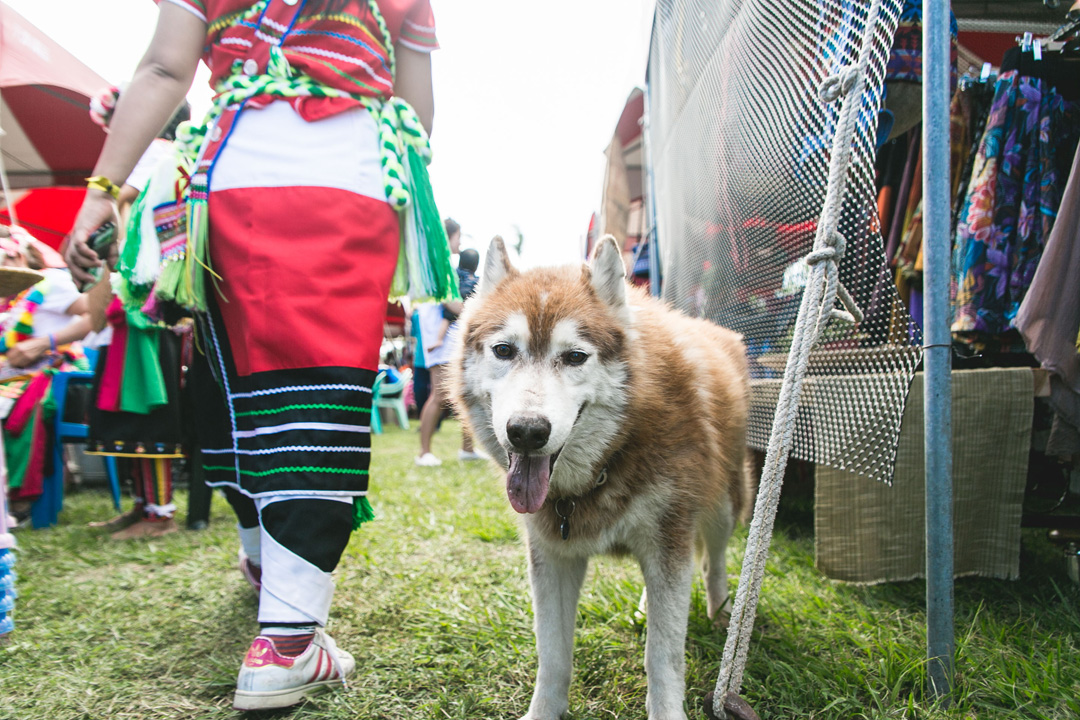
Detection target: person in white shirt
<box><xmin>1</xmin><ymin>225</ymin><xmax>92</xmax><ymax>522</ymax></box>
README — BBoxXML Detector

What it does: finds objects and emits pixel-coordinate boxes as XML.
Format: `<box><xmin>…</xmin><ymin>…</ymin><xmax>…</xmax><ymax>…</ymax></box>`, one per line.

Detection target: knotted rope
<box><xmin>710</xmin><ymin>1</ymin><xmax>882</xmax><ymax>717</ymax></box>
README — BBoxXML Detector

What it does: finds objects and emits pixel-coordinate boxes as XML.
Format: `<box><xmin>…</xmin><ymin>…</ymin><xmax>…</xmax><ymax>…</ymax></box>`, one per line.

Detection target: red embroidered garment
<box><xmin>158</xmin><ymin>0</ymin><xmax>436</xmax><ymax>118</ymax></box>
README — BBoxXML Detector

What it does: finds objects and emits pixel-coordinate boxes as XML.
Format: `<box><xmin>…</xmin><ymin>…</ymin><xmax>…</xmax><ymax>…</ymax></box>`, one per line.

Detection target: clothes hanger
<box><xmin>1043</xmin><ymin>9</ymin><xmax>1080</xmax><ymax>56</ymax></box>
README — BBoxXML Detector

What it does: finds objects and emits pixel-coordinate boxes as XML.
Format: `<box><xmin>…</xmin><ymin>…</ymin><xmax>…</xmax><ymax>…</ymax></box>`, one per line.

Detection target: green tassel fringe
<box><xmin>187</xmin><ymin>199</ymin><xmax>210</xmax><ymax>313</ymax></box>
<box><xmin>121</xmin><ymin>188</ymin><xmax>146</xmax><ymax>277</ymax></box>
<box><xmin>118</xmin><ymin>183</ymin><xmax>154</xmax><ymax>308</ymax></box>
<box><xmin>154</xmin><ymin>259</ymin><xmax>185</xmax><ymax>305</ymax></box>
<box><xmin>406</xmin><ymin>145</ymin><xmax>459</xmax><ymax>302</ymax></box>
<box><xmin>352</xmin><ymin>496</ymin><xmax>375</xmax><ymax>530</ymax></box>
<box><xmin>389</xmin><ymin>231</ymin><xmax>409</xmax><ymax>299</ymax></box>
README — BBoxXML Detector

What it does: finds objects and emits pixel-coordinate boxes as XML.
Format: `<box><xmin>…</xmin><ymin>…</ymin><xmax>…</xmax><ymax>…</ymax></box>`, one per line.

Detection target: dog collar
<box><xmin>553</xmin><ymin>465</ymin><xmax>608</xmax><ymax>541</ymax></box>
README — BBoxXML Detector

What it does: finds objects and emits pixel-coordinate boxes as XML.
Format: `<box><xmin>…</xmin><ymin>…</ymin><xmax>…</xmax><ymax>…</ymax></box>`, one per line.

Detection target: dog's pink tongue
<box><xmin>506</xmin><ymin>453</ymin><xmax>551</xmax><ymax>514</ymax></box>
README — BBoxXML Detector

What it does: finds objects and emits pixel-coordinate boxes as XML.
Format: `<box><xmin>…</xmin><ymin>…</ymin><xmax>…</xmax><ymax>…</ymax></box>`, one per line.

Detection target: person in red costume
<box><xmin>64</xmin><ymin>0</ymin><xmax>439</xmax><ymax>710</ymax></box>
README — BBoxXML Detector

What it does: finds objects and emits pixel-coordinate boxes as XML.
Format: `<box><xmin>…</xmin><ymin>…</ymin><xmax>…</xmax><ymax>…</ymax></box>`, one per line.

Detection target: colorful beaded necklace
<box><xmin>0</xmin><ymin>280</ymin><xmax>48</xmax><ymax>355</ymax></box>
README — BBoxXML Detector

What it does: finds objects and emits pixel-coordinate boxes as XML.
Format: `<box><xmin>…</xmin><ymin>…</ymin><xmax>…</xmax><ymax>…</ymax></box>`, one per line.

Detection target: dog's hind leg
<box><xmin>522</xmin><ymin>539</ymin><xmax>588</xmax><ymax>720</ymax></box>
<box><xmin>639</xmin><ymin>545</ymin><xmax>694</xmax><ymax>720</ymax></box>
<box><xmin>698</xmin><ymin>500</ymin><xmax>736</xmax><ymax>625</ymax></box>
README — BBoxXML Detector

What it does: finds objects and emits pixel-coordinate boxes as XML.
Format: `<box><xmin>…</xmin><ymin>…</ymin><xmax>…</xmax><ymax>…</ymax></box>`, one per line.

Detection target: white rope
<box><xmin>712</xmin><ymin>1</ymin><xmax>883</xmax><ymax>716</ymax></box>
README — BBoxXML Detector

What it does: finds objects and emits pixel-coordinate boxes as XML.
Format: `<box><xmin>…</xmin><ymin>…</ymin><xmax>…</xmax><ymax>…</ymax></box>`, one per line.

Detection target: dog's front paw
<box><xmin>520</xmin><ymin>702</ymin><xmax>569</xmax><ymax>720</ymax></box>
<box><xmin>647</xmin><ymin>710</ymin><xmax>688</xmax><ymax>720</ymax></box>
<box><xmin>647</xmin><ymin>708</ymin><xmax>689</xmax><ymax>720</ymax></box>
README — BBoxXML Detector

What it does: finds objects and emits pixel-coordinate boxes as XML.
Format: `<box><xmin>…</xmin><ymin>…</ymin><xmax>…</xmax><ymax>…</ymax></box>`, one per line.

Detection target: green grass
<box><xmin>2</xmin><ymin>421</ymin><xmax>1079</xmax><ymax>719</ymax></box>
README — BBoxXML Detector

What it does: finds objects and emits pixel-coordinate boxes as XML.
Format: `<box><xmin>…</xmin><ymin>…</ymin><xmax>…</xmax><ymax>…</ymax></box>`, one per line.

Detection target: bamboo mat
<box><xmin>814</xmin><ymin>368</ymin><xmax>1033</xmax><ymax>583</ymax></box>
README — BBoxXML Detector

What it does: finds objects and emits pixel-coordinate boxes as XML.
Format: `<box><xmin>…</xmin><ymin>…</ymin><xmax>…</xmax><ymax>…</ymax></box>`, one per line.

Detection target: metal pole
<box><xmin>642</xmin><ymin>76</ymin><xmax>662</xmax><ymax>298</ymax></box>
<box><xmin>0</xmin><ymin>105</ymin><xmax>21</xmax><ymax>227</ymax></box>
<box><xmin>922</xmin><ymin>0</ymin><xmax>954</xmax><ymax>703</ymax></box>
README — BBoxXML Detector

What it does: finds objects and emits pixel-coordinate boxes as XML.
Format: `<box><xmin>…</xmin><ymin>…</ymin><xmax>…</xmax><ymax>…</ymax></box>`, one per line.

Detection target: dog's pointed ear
<box><xmin>587</xmin><ymin>235</ymin><xmax>628</xmax><ymax>310</ymax></box>
<box><xmin>479</xmin><ymin>236</ymin><xmax>517</xmax><ymax>296</ymax></box>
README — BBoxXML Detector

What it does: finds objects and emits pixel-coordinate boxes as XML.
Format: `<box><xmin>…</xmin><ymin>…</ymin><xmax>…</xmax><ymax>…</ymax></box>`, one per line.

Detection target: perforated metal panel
<box><xmin>646</xmin><ymin>0</ymin><xmax>920</xmax><ymax>484</ymax></box>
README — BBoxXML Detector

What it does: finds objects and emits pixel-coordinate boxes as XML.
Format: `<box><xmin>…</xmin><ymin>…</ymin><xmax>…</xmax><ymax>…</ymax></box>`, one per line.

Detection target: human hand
<box><xmin>89</xmin><ymin>85</ymin><xmax>122</xmax><ymax>131</ymax></box>
<box><xmin>64</xmin><ymin>190</ymin><xmax>119</xmax><ymax>287</ymax></box>
<box><xmin>104</xmin><ymin>238</ymin><xmax>120</xmax><ymax>270</ymax></box>
<box><xmin>427</xmin><ymin>341</ymin><xmax>443</xmax><ymax>352</ymax></box>
<box><xmin>7</xmin><ymin>337</ymin><xmax>50</xmax><ymax>368</ymax></box>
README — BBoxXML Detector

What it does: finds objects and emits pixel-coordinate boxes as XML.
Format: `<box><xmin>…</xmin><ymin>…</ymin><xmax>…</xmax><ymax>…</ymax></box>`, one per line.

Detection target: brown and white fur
<box><xmin>449</xmin><ymin>235</ymin><xmax>752</xmax><ymax>720</ymax></box>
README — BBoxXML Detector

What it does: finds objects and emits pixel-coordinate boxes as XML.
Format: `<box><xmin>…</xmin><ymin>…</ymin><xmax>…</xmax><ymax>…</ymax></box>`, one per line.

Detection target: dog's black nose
<box><xmin>506</xmin><ymin>414</ymin><xmax>551</xmax><ymax>451</ymax></box>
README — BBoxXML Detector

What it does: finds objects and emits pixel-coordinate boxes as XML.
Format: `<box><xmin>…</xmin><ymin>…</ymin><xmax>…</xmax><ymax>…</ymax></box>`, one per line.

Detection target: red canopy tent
<box><xmin>1</xmin><ymin>2</ymin><xmax>107</xmax><ymax>247</ymax></box>
<box><xmin>0</xmin><ymin>186</ymin><xmax>86</xmax><ymax>249</ymax></box>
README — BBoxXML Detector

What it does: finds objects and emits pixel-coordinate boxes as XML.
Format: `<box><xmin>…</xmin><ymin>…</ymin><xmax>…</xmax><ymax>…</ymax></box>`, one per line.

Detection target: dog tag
<box><xmin>554</xmin><ymin>498</ymin><xmax>575</xmax><ymax>541</ymax></box>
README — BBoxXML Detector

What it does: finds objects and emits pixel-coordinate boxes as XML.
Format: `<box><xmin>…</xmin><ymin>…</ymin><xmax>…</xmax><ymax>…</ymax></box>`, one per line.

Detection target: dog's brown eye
<box><xmin>493</xmin><ymin>343</ymin><xmax>515</xmax><ymax>359</ymax></box>
<box><xmin>565</xmin><ymin>351</ymin><xmax>588</xmax><ymax>366</ymax></box>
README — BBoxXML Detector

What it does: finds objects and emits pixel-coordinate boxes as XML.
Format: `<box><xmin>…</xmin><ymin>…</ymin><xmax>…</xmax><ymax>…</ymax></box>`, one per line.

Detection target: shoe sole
<box><xmin>233</xmin><ymin>679</ymin><xmax>343</xmax><ymax>710</ymax></box>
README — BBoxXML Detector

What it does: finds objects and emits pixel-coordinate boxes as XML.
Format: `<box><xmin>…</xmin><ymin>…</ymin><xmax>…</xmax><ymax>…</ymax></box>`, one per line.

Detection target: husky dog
<box><xmin>450</xmin><ymin>235</ymin><xmax>752</xmax><ymax>720</ymax></box>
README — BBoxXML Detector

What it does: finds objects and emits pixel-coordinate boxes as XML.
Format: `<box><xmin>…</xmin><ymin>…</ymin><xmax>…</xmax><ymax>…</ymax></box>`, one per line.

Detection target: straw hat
<box><xmin>0</xmin><ymin>266</ymin><xmax>45</xmax><ymax>298</ymax></box>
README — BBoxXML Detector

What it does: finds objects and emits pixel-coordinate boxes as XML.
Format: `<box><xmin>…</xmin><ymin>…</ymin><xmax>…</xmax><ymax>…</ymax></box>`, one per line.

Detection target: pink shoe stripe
<box><xmin>243</xmin><ymin>637</ymin><xmax>296</xmax><ymax>669</ymax></box>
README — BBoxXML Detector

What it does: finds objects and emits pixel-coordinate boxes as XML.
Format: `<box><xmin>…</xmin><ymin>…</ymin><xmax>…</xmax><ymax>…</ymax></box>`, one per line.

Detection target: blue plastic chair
<box><xmin>30</xmin><ymin>367</ymin><xmax>121</xmax><ymax>529</ymax></box>
<box><xmin>370</xmin><ymin>371</ymin><xmax>385</xmax><ymax>435</ymax></box>
<box><xmin>374</xmin><ymin>368</ymin><xmax>410</xmax><ymax>430</ymax></box>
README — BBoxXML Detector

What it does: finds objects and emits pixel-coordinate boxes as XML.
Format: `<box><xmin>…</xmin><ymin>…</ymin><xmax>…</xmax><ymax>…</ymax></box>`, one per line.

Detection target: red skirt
<box><xmin>192</xmin><ymin>101</ymin><xmax>397</xmax><ymax>499</ymax></box>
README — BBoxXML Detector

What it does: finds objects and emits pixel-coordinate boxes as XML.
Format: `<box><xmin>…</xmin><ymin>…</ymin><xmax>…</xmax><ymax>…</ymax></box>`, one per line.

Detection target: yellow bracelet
<box><xmin>85</xmin><ymin>175</ymin><xmax>121</xmax><ymax>200</ymax></box>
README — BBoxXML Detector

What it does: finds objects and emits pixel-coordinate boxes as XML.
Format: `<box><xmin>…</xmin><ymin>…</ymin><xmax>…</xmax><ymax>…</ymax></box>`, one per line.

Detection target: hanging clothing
<box><xmin>951</xmin><ymin>78</ymin><xmax>996</xmax><ymax>236</ymax></box>
<box><xmin>1016</xmin><ymin>141</ymin><xmax>1080</xmax><ymax>442</ymax></box>
<box><xmin>951</xmin><ymin>48</ymin><xmax>1080</xmax><ymax>349</ymax></box>
<box><xmin>873</xmin><ymin>132</ymin><xmax>909</xmax><ymax>244</ymax></box>
<box><xmin>892</xmin><ymin>88</ymin><xmax>975</xmax><ymax>309</ymax></box>
<box><xmin>883</xmin><ymin>130</ymin><xmax>921</xmax><ymax>265</ymax></box>
<box><xmin>885</xmin><ymin>0</ymin><xmax>958</xmax><ymax>87</ymax></box>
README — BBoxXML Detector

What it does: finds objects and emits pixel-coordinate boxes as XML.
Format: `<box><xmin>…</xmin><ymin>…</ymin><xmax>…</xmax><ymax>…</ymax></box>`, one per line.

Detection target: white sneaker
<box><xmin>415</xmin><ymin>452</ymin><xmax>442</xmax><ymax>467</ymax></box>
<box><xmin>233</xmin><ymin>628</ymin><xmax>355</xmax><ymax>711</ymax></box>
<box><xmin>457</xmin><ymin>449</ymin><xmax>487</xmax><ymax>462</ymax></box>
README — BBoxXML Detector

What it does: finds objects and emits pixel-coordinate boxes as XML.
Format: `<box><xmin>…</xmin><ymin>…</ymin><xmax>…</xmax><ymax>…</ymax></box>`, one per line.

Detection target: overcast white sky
<box><xmin>5</xmin><ymin>0</ymin><xmax>656</xmax><ymax>268</ymax></box>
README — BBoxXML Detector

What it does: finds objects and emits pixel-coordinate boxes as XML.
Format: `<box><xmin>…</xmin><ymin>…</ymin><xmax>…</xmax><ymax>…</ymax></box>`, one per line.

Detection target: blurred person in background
<box><xmin>82</xmin><ymin>99</ymin><xmax>194</xmax><ymax>540</ymax></box>
<box><xmin>415</xmin><ymin>219</ymin><xmax>482</xmax><ymax>465</ymax></box>
<box><xmin>1</xmin><ymin>225</ymin><xmax>91</xmax><ymax>525</ymax></box>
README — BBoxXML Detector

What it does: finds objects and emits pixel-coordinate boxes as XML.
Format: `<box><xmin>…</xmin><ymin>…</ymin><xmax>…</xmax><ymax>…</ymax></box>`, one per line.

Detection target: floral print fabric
<box><xmin>951</xmin><ymin>69</ymin><xmax>1080</xmax><ymax>344</ymax></box>
<box><xmin>885</xmin><ymin>0</ymin><xmax>957</xmax><ymax>86</ymax></box>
